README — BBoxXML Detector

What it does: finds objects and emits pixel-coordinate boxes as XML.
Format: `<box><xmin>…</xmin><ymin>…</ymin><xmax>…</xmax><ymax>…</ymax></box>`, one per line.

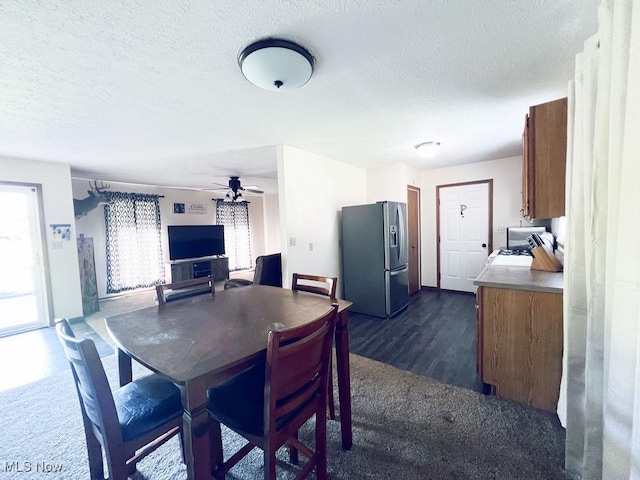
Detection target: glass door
<box><xmin>0</xmin><ymin>184</ymin><xmax>49</xmax><ymax>336</ymax></box>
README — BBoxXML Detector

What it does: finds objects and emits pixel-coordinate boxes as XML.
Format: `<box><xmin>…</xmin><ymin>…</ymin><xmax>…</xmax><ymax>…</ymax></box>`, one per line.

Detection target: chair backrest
<box><xmin>55</xmin><ymin>319</ymin><xmax>120</xmax><ymax>449</ymax></box>
<box><xmin>155</xmin><ymin>276</ymin><xmax>214</xmax><ymax>307</ymax></box>
<box><xmin>264</xmin><ymin>304</ymin><xmax>338</xmax><ymax>435</ymax></box>
<box><xmin>253</xmin><ymin>253</ymin><xmax>283</xmax><ymax>287</ymax></box>
<box><xmin>291</xmin><ymin>273</ymin><xmax>337</xmax><ymax>301</ymax></box>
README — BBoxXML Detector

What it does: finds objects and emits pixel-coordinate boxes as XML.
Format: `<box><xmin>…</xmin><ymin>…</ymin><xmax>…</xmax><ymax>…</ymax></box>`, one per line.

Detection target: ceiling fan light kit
<box><xmin>415</xmin><ymin>141</ymin><xmax>441</xmax><ymax>159</ymax></box>
<box><xmin>212</xmin><ymin>176</ymin><xmax>264</xmax><ymax>202</ymax></box>
<box><xmin>238</xmin><ymin>38</ymin><xmax>315</xmax><ymax>91</ymax></box>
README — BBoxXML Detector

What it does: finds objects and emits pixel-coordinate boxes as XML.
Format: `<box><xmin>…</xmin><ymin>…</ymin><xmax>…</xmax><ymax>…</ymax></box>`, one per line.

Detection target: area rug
<box><xmin>0</xmin><ymin>352</ymin><xmax>568</xmax><ymax>479</ymax></box>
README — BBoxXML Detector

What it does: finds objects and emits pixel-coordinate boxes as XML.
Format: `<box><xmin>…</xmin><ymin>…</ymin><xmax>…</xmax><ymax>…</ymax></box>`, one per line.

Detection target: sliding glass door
<box><xmin>0</xmin><ymin>184</ymin><xmax>49</xmax><ymax>336</ymax></box>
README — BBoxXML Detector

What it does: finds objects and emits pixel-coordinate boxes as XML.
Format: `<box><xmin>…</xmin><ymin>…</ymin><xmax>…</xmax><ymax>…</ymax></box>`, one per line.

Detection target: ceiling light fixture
<box><xmin>415</xmin><ymin>141</ymin><xmax>441</xmax><ymax>159</ymax></box>
<box><xmin>238</xmin><ymin>38</ymin><xmax>315</xmax><ymax>91</ymax></box>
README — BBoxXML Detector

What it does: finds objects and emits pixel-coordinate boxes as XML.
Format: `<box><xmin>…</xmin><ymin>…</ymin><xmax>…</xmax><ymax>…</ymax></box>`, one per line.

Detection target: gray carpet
<box><xmin>0</xmin><ymin>349</ymin><xmax>568</xmax><ymax>479</ymax></box>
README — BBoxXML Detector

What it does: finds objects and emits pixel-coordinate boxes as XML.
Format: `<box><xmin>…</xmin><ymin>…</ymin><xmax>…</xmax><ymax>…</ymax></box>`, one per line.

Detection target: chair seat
<box><xmin>224</xmin><ymin>278</ymin><xmax>254</xmax><ymax>290</ymax></box>
<box><xmin>114</xmin><ymin>374</ymin><xmax>183</xmax><ymax>441</ymax></box>
<box><xmin>207</xmin><ymin>362</ymin><xmax>311</xmax><ymax>437</ymax></box>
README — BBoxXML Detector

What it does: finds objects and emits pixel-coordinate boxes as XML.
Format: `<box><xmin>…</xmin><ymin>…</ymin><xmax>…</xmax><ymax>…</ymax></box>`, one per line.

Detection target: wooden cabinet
<box><xmin>170</xmin><ymin>257</ymin><xmax>229</xmax><ymax>283</ymax></box>
<box><xmin>476</xmin><ymin>286</ymin><xmax>563</xmax><ymax>412</ymax></box>
<box><xmin>522</xmin><ymin>97</ymin><xmax>568</xmax><ymax>220</ymax></box>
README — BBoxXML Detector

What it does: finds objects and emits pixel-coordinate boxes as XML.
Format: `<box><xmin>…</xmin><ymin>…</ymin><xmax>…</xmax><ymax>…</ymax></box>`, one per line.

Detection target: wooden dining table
<box><xmin>105</xmin><ymin>284</ymin><xmax>353</xmax><ymax>480</ymax></box>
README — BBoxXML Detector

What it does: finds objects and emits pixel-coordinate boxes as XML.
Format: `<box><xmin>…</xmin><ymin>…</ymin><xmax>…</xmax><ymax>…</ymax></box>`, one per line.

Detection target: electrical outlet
<box><xmin>289</xmin><ymin>237</ymin><xmax>296</xmax><ymax>247</ymax></box>
<box><xmin>497</xmin><ymin>226</ymin><xmax>506</xmax><ymax>233</ymax></box>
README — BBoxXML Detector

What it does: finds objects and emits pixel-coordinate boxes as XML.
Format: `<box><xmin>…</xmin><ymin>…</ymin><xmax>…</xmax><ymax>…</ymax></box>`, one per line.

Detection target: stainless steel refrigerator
<box><xmin>341</xmin><ymin>201</ymin><xmax>409</xmax><ymax>318</ymax></box>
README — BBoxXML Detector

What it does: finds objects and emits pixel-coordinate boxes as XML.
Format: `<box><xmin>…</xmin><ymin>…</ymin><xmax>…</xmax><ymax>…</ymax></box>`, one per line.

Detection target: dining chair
<box><xmin>292</xmin><ymin>273</ymin><xmax>339</xmax><ymax>419</ymax></box>
<box><xmin>291</xmin><ymin>273</ymin><xmax>337</xmax><ymax>301</ymax></box>
<box><xmin>206</xmin><ymin>304</ymin><xmax>338</xmax><ymax>480</ymax></box>
<box><xmin>55</xmin><ymin>318</ymin><xmax>184</xmax><ymax>479</ymax></box>
<box><xmin>155</xmin><ymin>275</ymin><xmax>214</xmax><ymax>307</ymax></box>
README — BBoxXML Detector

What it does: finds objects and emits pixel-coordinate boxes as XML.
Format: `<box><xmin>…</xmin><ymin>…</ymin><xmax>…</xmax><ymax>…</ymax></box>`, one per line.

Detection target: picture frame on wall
<box><xmin>172</xmin><ymin>202</ymin><xmax>207</xmax><ymax>215</ymax></box>
<box><xmin>173</xmin><ymin>202</ymin><xmax>186</xmax><ymax>214</ymax></box>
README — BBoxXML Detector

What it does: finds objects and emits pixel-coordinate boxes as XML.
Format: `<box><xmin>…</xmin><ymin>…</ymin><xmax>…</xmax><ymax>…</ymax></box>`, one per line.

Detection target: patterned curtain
<box><xmin>215</xmin><ymin>199</ymin><xmax>252</xmax><ymax>271</ymax></box>
<box><xmin>104</xmin><ymin>192</ymin><xmax>163</xmax><ymax>294</ymax></box>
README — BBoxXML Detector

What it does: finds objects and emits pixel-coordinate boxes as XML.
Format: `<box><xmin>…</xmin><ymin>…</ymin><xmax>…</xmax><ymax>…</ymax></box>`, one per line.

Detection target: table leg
<box><xmin>334</xmin><ymin>310</ymin><xmax>353</xmax><ymax>450</ymax></box>
<box><xmin>183</xmin><ymin>408</ymin><xmax>212</xmax><ymax>480</ymax></box>
<box><xmin>116</xmin><ymin>348</ymin><xmax>132</xmax><ymax>387</ymax></box>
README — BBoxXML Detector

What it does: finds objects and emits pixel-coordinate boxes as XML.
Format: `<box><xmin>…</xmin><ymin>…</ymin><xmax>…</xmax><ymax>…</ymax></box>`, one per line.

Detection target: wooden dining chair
<box><xmin>292</xmin><ymin>273</ymin><xmax>339</xmax><ymax>419</ymax></box>
<box><xmin>291</xmin><ymin>273</ymin><xmax>337</xmax><ymax>301</ymax></box>
<box><xmin>55</xmin><ymin>318</ymin><xmax>184</xmax><ymax>479</ymax></box>
<box><xmin>206</xmin><ymin>304</ymin><xmax>338</xmax><ymax>480</ymax></box>
<box><xmin>155</xmin><ymin>276</ymin><xmax>214</xmax><ymax>308</ymax></box>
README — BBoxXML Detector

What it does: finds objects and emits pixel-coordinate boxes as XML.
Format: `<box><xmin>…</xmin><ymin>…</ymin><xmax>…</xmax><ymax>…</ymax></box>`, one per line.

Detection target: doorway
<box><xmin>0</xmin><ymin>183</ymin><xmax>50</xmax><ymax>336</ymax></box>
<box><xmin>407</xmin><ymin>185</ymin><xmax>421</xmax><ymax>295</ymax></box>
<box><xmin>437</xmin><ymin>180</ymin><xmax>492</xmax><ymax>292</ymax></box>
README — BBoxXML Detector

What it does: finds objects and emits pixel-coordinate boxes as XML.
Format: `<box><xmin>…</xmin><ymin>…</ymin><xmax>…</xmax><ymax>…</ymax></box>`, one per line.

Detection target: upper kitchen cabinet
<box><xmin>521</xmin><ymin>98</ymin><xmax>568</xmax><ymax>220</ymax></box>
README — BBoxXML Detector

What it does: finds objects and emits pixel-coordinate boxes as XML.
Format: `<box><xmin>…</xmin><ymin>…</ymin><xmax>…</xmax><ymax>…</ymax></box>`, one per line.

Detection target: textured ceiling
<box><xmin>0</xmin><ymin>0</ymin><xmax>599</xmax><ymax>194</ymax></box>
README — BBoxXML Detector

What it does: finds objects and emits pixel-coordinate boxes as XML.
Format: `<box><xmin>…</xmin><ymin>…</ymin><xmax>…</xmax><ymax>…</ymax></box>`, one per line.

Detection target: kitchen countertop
<box><xmin>473</xmin><ymin>257</ymin><xmax>563</xmax><ymax>293</ymax></box>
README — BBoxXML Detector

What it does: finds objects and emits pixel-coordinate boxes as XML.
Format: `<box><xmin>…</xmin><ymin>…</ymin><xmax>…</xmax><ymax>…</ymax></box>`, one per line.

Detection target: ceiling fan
<box><xmin>211</xmin><ymin>176</ymin><xmax>264</xmax><ymax>201</ymax></box>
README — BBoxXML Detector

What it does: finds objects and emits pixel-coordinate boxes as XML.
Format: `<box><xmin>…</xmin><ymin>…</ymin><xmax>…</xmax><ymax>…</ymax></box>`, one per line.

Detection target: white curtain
<box><xmin>559</xmin><ymin>0</ymin><xmax>640</xmax><ymax>478</ymax></box>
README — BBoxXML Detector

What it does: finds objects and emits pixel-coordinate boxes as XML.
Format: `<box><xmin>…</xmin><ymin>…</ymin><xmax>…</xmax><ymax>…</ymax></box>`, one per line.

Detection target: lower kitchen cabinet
<box><xmin>476</xmin><ymin>286</ymin><xmax>563</xmax><ymax>412</ymax></box>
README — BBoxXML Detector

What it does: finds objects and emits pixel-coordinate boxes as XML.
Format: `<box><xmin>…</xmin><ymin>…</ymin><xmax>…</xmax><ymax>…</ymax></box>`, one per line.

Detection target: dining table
<box><xmin>105</xmin><ymin>284</ymin><xmax>353</xmax><ymax>480</ymax></box>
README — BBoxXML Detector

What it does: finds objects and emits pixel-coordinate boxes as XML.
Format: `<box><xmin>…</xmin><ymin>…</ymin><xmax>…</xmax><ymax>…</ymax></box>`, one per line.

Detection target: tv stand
<box><xmin>169</xmin><ymin>256</ymin><xmax>229</xmax><ymax>283</ymax></box>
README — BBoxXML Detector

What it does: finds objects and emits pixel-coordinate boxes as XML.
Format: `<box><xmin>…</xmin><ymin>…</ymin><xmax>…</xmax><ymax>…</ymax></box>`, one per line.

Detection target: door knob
<box><xmin>481</xmin><ymin>243</ymin><xmax>487</xmax><ymax>248</ymax></box>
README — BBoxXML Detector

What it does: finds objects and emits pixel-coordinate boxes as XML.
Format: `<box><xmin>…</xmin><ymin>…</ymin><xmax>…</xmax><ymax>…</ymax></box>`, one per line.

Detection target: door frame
<box><xmin>0</xmin><ymin>181</ymin><xmax>53</xmax><ymax>335</ymax></box>
<box><xmin>436</xmin><ymin>179</ymin><xmax>493</xmax><ymax>290</ymax></box>
<box><xmin>407</xmin><ymin>185</ymin><xmax>421</xmax><ymax>295</ymax></box>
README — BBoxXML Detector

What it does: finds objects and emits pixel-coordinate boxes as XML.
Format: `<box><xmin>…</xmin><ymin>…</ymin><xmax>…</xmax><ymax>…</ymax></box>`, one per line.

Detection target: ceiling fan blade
<box><xmin>240</xmin><ymin>184</ymin><xmax>264</xmax><ymax>193</ymax></box>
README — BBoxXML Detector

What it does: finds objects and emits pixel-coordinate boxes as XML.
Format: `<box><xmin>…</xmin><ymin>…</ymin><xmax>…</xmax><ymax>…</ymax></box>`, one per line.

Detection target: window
<box><xmin>215</xmin><ymin>200</ymin><xmax>252</xmax><ymax>271</ymax></box>
<box><xmin>104</xmin><ymin>192</ymin><xmax>163</xmax><ymax>294</ymax></box>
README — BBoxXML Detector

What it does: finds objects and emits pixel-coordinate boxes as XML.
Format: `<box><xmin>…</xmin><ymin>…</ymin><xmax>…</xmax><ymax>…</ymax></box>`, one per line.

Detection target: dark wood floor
<box><xmin>0</xmin><ymin>288</ymin><xmax>482</xmax><ymax>394</ymax></box>
<box><xmin>348</xmin><ymin>288</ymin><xmax>483</xmax><ymax>393</ymax></box>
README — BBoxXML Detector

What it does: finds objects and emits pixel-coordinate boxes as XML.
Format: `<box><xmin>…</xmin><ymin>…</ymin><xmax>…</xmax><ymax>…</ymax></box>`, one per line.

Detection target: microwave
<box><xmin>506</xmin><ymin>226</ymin><xmax>548</xmax><ymax>250</ymax></box>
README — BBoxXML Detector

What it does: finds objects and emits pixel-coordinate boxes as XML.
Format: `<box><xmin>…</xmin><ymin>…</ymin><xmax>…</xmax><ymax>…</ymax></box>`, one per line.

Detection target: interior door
<box><xmin>0</xmin><ymin>184</ymin><xmax>49</xmax><ymax>336</ymax></box>
<box><xmin>438</xmin><ymin>181</ymin><xmax>491</xmax><ymax>292</ymax></box>
<box><xmin>407</xmin><ymin>186</ymin><xmax>421</xmax><ymax>295</ymax></box>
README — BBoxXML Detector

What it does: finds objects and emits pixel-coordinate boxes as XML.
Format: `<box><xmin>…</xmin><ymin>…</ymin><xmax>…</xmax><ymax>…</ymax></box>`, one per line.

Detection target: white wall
<box><xmin>262</xmin><ymin>194</ymin><xmax>281</xmax><ymax>254</ymax></box>
<box><xmin>247</xmin><ymin>196</ymin><xmax>266</xmax><ymax>261</ymax></box>
<box><xmin>367</xmin><ymin>163</ymin><xmax>420</xmax><ymax>203</ymax></box>
<box><xmin>419</xmin><ymin>155</ymin><xmax>524</xmax><ymax>287</ymax></box>
<box><xmin>73</xmin><ymin>179</ymin><xmax>273</xmax><ymax>298</ymax></box>
<box><xmin>277</xmin><ymin>145</ymin><xmax>367</xmax><ymax>292</ymax></box>
<box><xmin>1</xmin><ymin>157</ymin><xmax>83</xmax><ymax>321</ymax></box>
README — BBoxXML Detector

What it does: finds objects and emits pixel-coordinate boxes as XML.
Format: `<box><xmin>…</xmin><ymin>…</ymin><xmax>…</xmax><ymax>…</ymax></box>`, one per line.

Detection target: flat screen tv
<box><xmin>168</xmin><ymin>225</ymin><xmax>225</xmax><ymax>260</ymax></box>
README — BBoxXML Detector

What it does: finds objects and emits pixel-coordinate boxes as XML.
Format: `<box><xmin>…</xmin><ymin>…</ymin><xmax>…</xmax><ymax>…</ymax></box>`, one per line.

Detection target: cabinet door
<box><xmin>476</xmin><ymin>287</ymin><xmax>483</xmax><ymax>378</ymax></box>
<box><xmin>171</xmin><ymin>263</ymin><xmax>193</xmax><ymax>282</ymax></box>
<box><xmin>521</xmin><ymin>115</ymin><xmax>531</xmax><ymax>218</ymax></box>
<box><xmin>525</xmin><ymin>98</ymin><xmax>568</xmax><ymax>219</ymax></box>
<box><xmin>480</xmin><ymin>287</ymin><xmax>563</xmax><ymax>412</ymax></box>
<box><xmin>211</xmin><ymin>257</ymin><xmax>229</xmax><ymax>281</ymax></box>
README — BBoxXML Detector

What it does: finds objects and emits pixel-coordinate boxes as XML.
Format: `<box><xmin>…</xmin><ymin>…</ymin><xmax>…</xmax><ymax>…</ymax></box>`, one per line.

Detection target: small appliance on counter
<box><xmin>506</xmin><ymin>226</ymin><xmax>550</xmax><ymax>250</ymax></box>
<box><xmin>489</xmin><ymin>249</ymin><xmax>534</xmax><ymax>267</ymax></box>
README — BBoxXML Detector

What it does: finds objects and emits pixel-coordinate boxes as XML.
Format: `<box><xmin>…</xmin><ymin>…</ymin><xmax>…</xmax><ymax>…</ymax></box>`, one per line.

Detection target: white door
<box><xmin>438</xmin><ymin>182</ymin><xmax>490</xmax><ymax>292</ymax></box>
<box><xmin>0</xmin><ymin>184</ymin><xmax>49</xmax><ymax>336</ymax></box>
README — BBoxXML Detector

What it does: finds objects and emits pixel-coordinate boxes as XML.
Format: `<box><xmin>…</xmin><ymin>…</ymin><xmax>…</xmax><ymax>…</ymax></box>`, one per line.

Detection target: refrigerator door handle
<box><xmin>397</xmin><ymin>204</ymin><xmax>407</xmax><ymax>266</ymax></box>
<box><xmin>389</xmin><ymin>267</ymin><xmax>407</xmax><ymax>276</ymax></box>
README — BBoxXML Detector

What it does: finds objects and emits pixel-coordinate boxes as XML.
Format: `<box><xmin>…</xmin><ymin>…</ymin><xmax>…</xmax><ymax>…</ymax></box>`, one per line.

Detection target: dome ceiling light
<box><xmin>238</xmin><ymin>38</ymin><xmax>315</xmax><ymax>91</ymax></box>
<box><xmin>415</xmin><ymin>141</ymin><xmax>441</xmax><ymax>159</ymax></box>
